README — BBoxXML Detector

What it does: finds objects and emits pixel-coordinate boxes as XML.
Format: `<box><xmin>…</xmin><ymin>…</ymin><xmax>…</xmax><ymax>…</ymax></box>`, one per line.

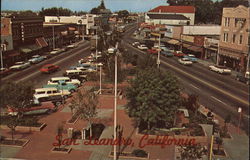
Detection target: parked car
<box><xmin>161</xmin><ymin>50</ymin><xmax>174</xmax><ymax>57</ymax></box>
<box><xmin>66</xmin><ymin>44</ymin><xmax>76</xmax><ymax>49</ymax></box>
<box><xmin>178</xmin><ymin>58</ymin><xmax>193</xmax><ymax>66</ymax></box>
<box><xmin>147</xmin><ymin>49</ymin><xmax>158</xmax><ymax>55</ymax></box>
<box><xmin>50</xmin><ymin>48</ymin><xmax>63</xmax><ymax>55</ymax></box>
<box><xmin>137</xmin><ymin>44</ymin><xmax>148</xmax><ymax>50</ymax></box>
<box><xmin>209</xmin><ymin>65</ymin><xmax>231</xmax><ymax>74</ymax></box>
<box><xmin>28</xmin><ymin>55</ymin><xmax>45</xmax><ymax>64</ymax></box>
<box><xmin>160</xmin><ymin>47</ymin><xmax>170</xmax><ymax>52</ymax></box>
<box><xmin>174</xmin><ymin>51</ymin><xmax>186</xmax><ymax>57</ymax></box>
<box><xmin>44</xmin><ymin>80</ymin><xmax>77</xmax><ymax>93</ymax></box>
<box><xmin>48</xmin><ymin>77</ymin><xmax>81</xmax><ymax>87</ymax></box>
<box><xmin>40</xmin><ymin>64</ymin><xmax>60</xmax><ymax>73</ymax></box>
<box><xmin>9</xmin><ymin>61</ymin><xmax>31</xmax><ymax>70</ymax></box>
<box><xmin>34</xmin><ymin>87</ymin><xmax>71</xmax><ymax>100</ymax></box>
<box><xmin>184</xmin><ymin>54</ymin><xmax>198</xmax><ymax>62</ymax></box>
<box><xmin>0</xmin><ymin>68</ymin><xmax>12</xmax><ymax>78</ymax></box>
<box><xmin>63</xmin><ymin>70</ymin><xmax>88</xmax><ymax>82</ymax></box>
<box><xmin>132</xmin><ymin>41</ymin><xmax>140</xmax><ymax>47</ymax></box>
<box><xmin>34</xmin><ymin>95</ymin><xmax>65</xmax><ymax>107</ymax></box>
<box><xmin>7</xmin><ymin>101</ymin><xmax>56</xmax><ymax>116</ymax></box>
<box><xmin>236</xmin><ymin>71</ymin><xmax>249</xmax><ymax>85</ymax></box>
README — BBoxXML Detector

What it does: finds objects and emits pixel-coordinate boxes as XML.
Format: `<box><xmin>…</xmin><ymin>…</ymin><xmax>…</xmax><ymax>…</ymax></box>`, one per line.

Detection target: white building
<box><xmin>146</xmin><ymin>5</ymin><xmax>195</xmax><ymax>25</ymax></box>
<box><xmin>44</xmin><ymin>14</ymin><xmax>97</xmax><ymax>35</ymax></box>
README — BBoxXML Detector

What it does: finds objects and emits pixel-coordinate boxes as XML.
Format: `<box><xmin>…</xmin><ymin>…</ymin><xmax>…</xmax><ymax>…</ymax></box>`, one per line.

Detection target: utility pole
<box><xmin>113</xmin><ymin>43</ymin><xmax>118</xmax><ymax>160</ymax></box>
<box><xmin>52</xmin><ymin>25</ymin><xmax>55</xmax><ymax>50</ymax></box>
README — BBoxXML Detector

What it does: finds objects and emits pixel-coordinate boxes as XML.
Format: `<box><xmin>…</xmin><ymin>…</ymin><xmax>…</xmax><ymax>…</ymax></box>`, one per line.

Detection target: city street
<box><xmin>122</xmin><ymin>25</ymin><xmax>249</xmax><ymax>133</ymax></box>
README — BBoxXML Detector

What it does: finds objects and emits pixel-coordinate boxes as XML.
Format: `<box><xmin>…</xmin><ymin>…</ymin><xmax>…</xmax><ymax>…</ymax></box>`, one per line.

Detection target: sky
<box><xmin>2</xmin><ymin>0</ymin><xmax>169</xmax><ymax>12</ymax></box>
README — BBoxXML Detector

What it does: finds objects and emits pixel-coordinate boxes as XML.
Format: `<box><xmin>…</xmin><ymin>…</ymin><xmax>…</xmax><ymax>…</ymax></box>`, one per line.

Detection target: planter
<box><xmin>0</xmin><ymin>123</ymin><xmax>46</xmax><ymax>132</ymax></box>
<box><xmin>0</xmin><ymin>138</ymin><xmax>29</xmax><ymax>147</ymax></box>
<box><xmin>51</xmin><ymin>147</ymin><xmax>72</xmax><ymax>154</ymax></box>
<box><xmin>109</xmin><ymin>151</ymin><xmax>149</xmax><ymax>160</ymax></box>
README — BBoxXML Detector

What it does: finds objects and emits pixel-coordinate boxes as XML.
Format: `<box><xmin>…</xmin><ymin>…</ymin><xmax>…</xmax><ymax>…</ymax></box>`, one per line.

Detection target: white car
<box><xmin>10</xmin><ymin>61</ymin><xmax>31</xmax><ymax>70</ymax></box>
<box><xmin>50</xmin><ymin>48</ymin><xmax>63</xmax><ymax>55</ymax></box>
<box><xmin>48</xmin><ymin>77</ymin><xmax>81</xmax><ymax>87</ymax></box>
<box><xmin>137</xmin><ymin>44</ymin><xmax>148</xmax><ymax>50</ymax></box>
<box><xmin>132</xmin><ymin>42</ymin><xmax>140</xmax><ymax>47</ymax></box>
<box><xmin>28</xmin><ymin>55</ymin><xmax>45</xmax><ymax>64</ymax></box>
<box><xmin>178</xmin><ymin>58</ymin><xmax>193</xmax><ymax>66</ymax></box>
<box><xmin>209</xmin><ymin>65</ymin><xmax>231</xmax><ymax>74</ymax></box>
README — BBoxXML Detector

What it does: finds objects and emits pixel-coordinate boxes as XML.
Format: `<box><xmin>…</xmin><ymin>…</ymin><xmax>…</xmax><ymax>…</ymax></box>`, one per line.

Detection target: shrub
<box><xmin>132</xmin><ymin>149</ymin><xmax>148</xmax><ymax>158</ymax></box>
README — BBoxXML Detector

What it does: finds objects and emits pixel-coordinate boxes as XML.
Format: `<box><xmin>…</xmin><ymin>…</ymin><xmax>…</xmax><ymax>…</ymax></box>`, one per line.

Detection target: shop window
<box><xmin>232</xmin><ymin>34</ymin><xmax>236</xmax><ymax>43</ymax></box>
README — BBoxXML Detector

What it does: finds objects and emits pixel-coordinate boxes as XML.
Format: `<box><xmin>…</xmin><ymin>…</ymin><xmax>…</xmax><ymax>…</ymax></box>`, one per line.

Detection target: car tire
<box><xmin>63</xmin><ymin>95</ymin><xmax>68</xmax><ymax>99</ymax></box>
<box><xmin>70</xmin><ymin>89</ymin><xmax>75</xmax><ymax>93</ymax></box>
<box><xmin>236</xmin><ymin>77</ymin><xmax>240</xmax><ymax>81</ymax></box>
<box><xmin>55</xmin><ymin>101</ymin><xmax>62</xmax><ymax>107</ymax></box>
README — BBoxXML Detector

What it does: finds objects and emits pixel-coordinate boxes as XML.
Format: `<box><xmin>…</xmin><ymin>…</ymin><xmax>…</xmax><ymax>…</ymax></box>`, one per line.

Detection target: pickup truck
<box><xmin>43</xmin><ymin>81</ymin><xmax>77</xmax><ymax>93</ymax></box>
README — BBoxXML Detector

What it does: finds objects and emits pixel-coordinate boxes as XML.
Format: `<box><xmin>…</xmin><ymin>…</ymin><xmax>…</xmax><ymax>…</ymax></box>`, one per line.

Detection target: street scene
<box><xmin>0</xmin><ymin>0</ymin><xmax>249</xmax><ymax>160</ymax></box>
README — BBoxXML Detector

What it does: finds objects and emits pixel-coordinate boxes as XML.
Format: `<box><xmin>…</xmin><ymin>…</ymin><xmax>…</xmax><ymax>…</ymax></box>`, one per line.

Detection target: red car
<box><xmin>174</xmin><ymin>51</ymin><xmax>186</xmax><ymax>57</ymax></box>
<box><xmin>40</xmin><ymin>64</ymin><xmax>60</xmax><ymax>73</ymax></box>
<box><xmin>0</xmin><ymin>68</ymin><xmax>12</xmax><ymax>78</ymax></box>
<box><xmin>147</xmin><ymin>49</ymin><xmax>158</xmax><ymax>55</ymax></box>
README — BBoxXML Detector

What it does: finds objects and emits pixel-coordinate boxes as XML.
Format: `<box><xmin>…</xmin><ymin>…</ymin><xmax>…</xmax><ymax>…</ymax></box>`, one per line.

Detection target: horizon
<box><xmin>1</xmin><ymin>0</ymin><xmax>223</xmax><ymax>13</ymax></box>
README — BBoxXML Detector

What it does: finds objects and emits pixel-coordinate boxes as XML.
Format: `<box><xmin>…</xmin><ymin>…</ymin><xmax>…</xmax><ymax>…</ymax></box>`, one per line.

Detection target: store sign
<box><xmin>181</xmin><ymin>35</ymin><xmax>194</xmax><ymax>43</ymax></box>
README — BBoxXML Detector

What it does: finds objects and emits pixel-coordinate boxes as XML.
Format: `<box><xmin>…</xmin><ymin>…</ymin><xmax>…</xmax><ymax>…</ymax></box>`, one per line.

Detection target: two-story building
<box><xmin>145</xmin><ymin>5</ymin><xmax>195</xmax><ymax>25</ymax></box>
<box><xmin>218</xmin><ymin>5</ymin><xmax>249</xmax><ymax>72</ymax></box>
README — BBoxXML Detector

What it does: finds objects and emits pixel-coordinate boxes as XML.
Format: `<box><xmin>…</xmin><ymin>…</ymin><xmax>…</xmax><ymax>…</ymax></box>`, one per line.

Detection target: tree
<box><xmin>0</xmin><ymin>81</ymin><xmax>34</xmax><ymax>118</ymax></box>
<box><xmin>39</xmin><ymin>7</ymin><xmax>73</xmax><ymax>17</ymax></box>
<box><xmin>74</xmin><ymin>89</ymin><xmax>98</xmax><ymax>137</ymax></box>
<box><xmin>185</xmin><ymin>94</ymin><xmax>199</xmax><ymax>117</ymax></box>
<box><xmin>126</xmin><ymin>68</ymin><xmax>182</xmax><ymax>130</ymax></box>
<box><xmin>117</xmin><ymin>10</ymin><xmax>129</xmax><ymax>18</ymax></box>
<box><xmin>179</xmin><ymin>143</ymin><xmax>207</xmax><ymax>160</ymax></box>
<box><xmin>222</xmin><ymin>114</ymin><xmax>231</xmax><ymax>134</ymax></box>
<box><xmin>215</xmin><ymin>137</ymin><xmax>223</xmax><ymax>152</ymax></box>
<box><xmin>90</xmin><ymin>7</ymin><xmax>100</xmax><ymax>14</ymax></box>
<box><xmin>56</xmin><ymin>124</ymin><xmax>64</xmax><ymax>149</ymax></box>
<box><xmin>6</xmin><ymin>116</ymin><xmax>19</xmax><ymax>143</ymax></box>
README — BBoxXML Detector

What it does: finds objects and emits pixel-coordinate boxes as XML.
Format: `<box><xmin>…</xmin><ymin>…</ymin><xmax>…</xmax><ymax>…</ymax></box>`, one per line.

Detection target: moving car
<box><xmin>174</xmin><ymin>51</ymin><xmax>186</xmax><ymax>57</ymax></box>
<box><xmin>184</xmin><ymin>54</ymin><xmax>198</xmax><ymax>62</ymax></box>
<box><xmin>40</xmin><ymin>64</ymin><xmax>60</xmax><ymax>73</ymax></box>
<box><xmin>28</xmin><ymin>55</ymin><xmax>45</xmax><ymax>64</ymax></box>
<box><xmin>132</xmin><ymin>41</ymin><xmax>140</xmax><ymax>47</ymax></box>
<box><xmin>34</xmin><ymin>87</ymin><xmax>71</xmax><ymax>100</ymax></box>
<box><xmin>209</xmin><ymin>65</ymin><xmax>231</xmax><ymax>74</ymax></box>
<box><xmin>178</xmin><ymin>58</ymin><xmax>193</xmax><ymax>66</ymax></box>
<box><xmin>10</xmin><ymin>61</ymin><xmax>31</xmax><ymax>70</ymax></box>
<box><xmin>7</xmin><ymin>101</ymin><xmax>56</xmax><ymax>116</ymax></box>
<box><xmin>147</xmin><ymin>49</ymin><xmax>158</xmax><ymax>55</ymax></box>
<box><xmin>44</xmin><ymin>80</ymin><xmax>77</xmax><ymax>93</ymax></box>
<box><xmin>137</xmin><ymin>44</ymin><xmax>148</xmax><ymax>50</ymax></box>
<box><xmin>0</xmin><ymin>68</ymin><xmax>12</xmax><ymax>78</ymax></box>
<box><xmin>49</xmin><ymin>48</ymin><xmax>63</xmax><ymax>55</ymax></box>
<box><xmin>236</xmin><ymin>71</ymin><xmax>249</xmax><ymax>85</ymax></box>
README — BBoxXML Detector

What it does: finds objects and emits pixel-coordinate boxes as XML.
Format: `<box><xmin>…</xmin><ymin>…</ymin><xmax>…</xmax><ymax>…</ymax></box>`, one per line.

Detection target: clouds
<box><xmin>2</xmin><ymin>0</ymin><xmax>166</xmax><ymax>12</ymax></box>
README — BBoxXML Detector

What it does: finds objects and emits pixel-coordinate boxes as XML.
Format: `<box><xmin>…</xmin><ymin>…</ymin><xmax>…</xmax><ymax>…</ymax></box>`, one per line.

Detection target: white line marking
<box><xmin>190</xmin><ymin>84</ymin><xmax>200</xmax><ymax>90</ymax></box>
<box><xmin>211</xmin><ymin>96</ymin><xmax>228</xmax><ymax>106</ymax></box>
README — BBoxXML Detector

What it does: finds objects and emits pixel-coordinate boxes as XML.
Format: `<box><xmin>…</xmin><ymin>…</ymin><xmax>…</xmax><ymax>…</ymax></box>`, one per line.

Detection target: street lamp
<box><xmin>98</xmin><ymin>63</ymin><xmax>103</xmax><ymax>94</ymax></box>
<box><xmin>157</xmin><ymin>34</ymin><xmax>161</xmax><ymax>68</ymax></box>
<box><xmin>237</xmin><ymin>107</ymin><xmax>242</xmax><ymax>134</ymax></box>
<box><xmin>0</xmin><ymin>44</ymin><xmax>6</xmax><ymax>69</ymax></box>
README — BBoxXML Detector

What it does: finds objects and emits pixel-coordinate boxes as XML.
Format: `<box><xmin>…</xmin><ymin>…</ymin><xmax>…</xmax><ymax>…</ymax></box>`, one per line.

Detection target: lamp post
<box><xmin>113</xmin><ymin>43</ymin><xmax>118</xmax><ymax>160</ymax></box>
<box><xmin>157</xmin><ymin>34</ymin><xmax>161</xmax><ymax>68</ymax></box>
<box><xmin>52</xmin><ymin>25</ymin><xmax>55</xmax><ymax>50</ymax></box>
<box><xmin>0</xmin><ymin>44</ymin><xmax>6</xmax><ymax>69</ymax></box>
<box><xmin>98</xmin><ymin>63</ymin><xmax>103</xmax><ymax>94</ymax></box>
<box><xmin>237</xmin><ymin>107</ymin><xmax>242</xmax><ymax>134</ymax></box>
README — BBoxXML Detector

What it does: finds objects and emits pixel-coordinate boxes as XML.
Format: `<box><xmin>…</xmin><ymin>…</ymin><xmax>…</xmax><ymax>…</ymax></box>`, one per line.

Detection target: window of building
<box><xmin>223</xmin><ymin>33</ymin><xmax>228</xmax><ymax>42</ymax></box>
<box><xmin>239</xmin><ymin>35</ymin><xmax>243</xmax><ymax>44</ymax></box>
<box><xmin>232</xmin><ymin>34</ymin><xmax>236</xmax><ymax>43</ymax></box>
<box><xmin>224</xmin><ymin>17</ymin><xmax>230</xmax><ymax>26</ymax></box>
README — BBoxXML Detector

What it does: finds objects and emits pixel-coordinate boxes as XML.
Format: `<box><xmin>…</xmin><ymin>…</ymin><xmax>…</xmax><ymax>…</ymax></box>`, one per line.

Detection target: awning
<box><xmin>19</xmin><ymin>44</ymin><xmax>42</xmax><ymax>53</ymax></box>
<box><xmin>182</xmin><ymin>44</ymin><xmax>192</xmax><ymax>48</ymax></box>
<box><xmin>20</xmin><ymin>48</ymin><xmax>32</xmax><ymax>53</ymax></box>
<box><xmin>188</xmin><ymin>46</ymin><xmax>203</xmax><ymax>52</ymax></box>
<box><xmin>219</xmin><ymin>52</ymin><xmax>241</xmax><ymax>60</ymax></box>
<box><xmin>36</xmin><ymin>37</ymin><xmax>48</xmax><ymax>47</ymax></box>
<box><xmin>150</xmin><ymin>32</ymin><xmax>160</xmax><ymax>37</ymax></box>
<box><xmin>167</xmin><ymin>39</ymin><xmax>179</xmax><ymax>45</ymax></box>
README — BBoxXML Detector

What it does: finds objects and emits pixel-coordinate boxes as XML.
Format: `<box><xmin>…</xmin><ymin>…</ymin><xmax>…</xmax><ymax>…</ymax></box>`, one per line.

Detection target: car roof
<box><xmin>50</xmin><ymin>77</ymin><xmax>70</xmax><ymax>80</ymax></box>
<box><xmin>35</xmin><ymin>88</ymin><xmax>58</xmax><ymax>91</ymax></box>
<box><xmin>43</xmin><ymin>64</ymin><xmax>55</xmax><ymax>67</ymax></box>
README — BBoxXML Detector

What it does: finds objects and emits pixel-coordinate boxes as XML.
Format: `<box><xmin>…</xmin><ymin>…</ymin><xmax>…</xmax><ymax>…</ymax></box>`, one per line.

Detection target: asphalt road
<box><xmin>122</xmin><ymin>25</ymin><xmax>249</xmax><ymax>134</ymax></box>
<box><xmin>1</xmin><ymin>41</ymin><xmax>92</xmax><ymax>88</ymax></box>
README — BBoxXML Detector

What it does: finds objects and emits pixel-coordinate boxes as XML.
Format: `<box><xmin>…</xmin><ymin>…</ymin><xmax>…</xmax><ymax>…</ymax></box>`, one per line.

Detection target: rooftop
<box><xmin>149</xmin><ymin>5</ymin><xmax>195</xmax><ymax>13</ymax></box>
<box><xmin>147</xmin><ymin>13</ymin><xmax>190</xmax><ymax>20</ymax></box>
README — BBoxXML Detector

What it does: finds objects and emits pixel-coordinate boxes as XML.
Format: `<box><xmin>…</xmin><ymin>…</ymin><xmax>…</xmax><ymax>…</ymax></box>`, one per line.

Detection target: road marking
<box><xmin>190</xmin><ymin>84</ymin><xmax>200</xmax><ymax>90</ymax></box>
<box><xmin>17</xmin><ymin>47</ymin><xmax>90</xmax><ymax>82</ymax></box>
<box><xmin>211</xmin><ymin>96</ymin><xmax>228</xmax><ymax>106</ymax></box>
<box><xmin>159</xmin><ymin>60</ymin><xmax>249</xmax><ymax>106</ymax></box>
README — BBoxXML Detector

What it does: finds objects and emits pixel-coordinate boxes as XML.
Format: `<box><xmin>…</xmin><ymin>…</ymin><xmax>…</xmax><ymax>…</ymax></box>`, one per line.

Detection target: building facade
<box><xmin>218</xmin><ymin>5</ymin><xmax>250</xmax><ymax>72</ymax></box>
<box><xmin>146</xmin><ymin>5</ymin><xmax>195</xmax><ymax>25</ymax></box>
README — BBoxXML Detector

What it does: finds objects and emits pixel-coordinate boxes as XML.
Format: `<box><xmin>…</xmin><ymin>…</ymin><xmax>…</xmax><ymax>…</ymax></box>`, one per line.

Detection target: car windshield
<box><xmin>16</xmin><ymin>62</ymin><xmax>24</xmax><ymax>64</ymax></box>
<box><xmin>182</xmin><ymin>58</ymin><xmax>189</xmax><ymax>61</ymax></box>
